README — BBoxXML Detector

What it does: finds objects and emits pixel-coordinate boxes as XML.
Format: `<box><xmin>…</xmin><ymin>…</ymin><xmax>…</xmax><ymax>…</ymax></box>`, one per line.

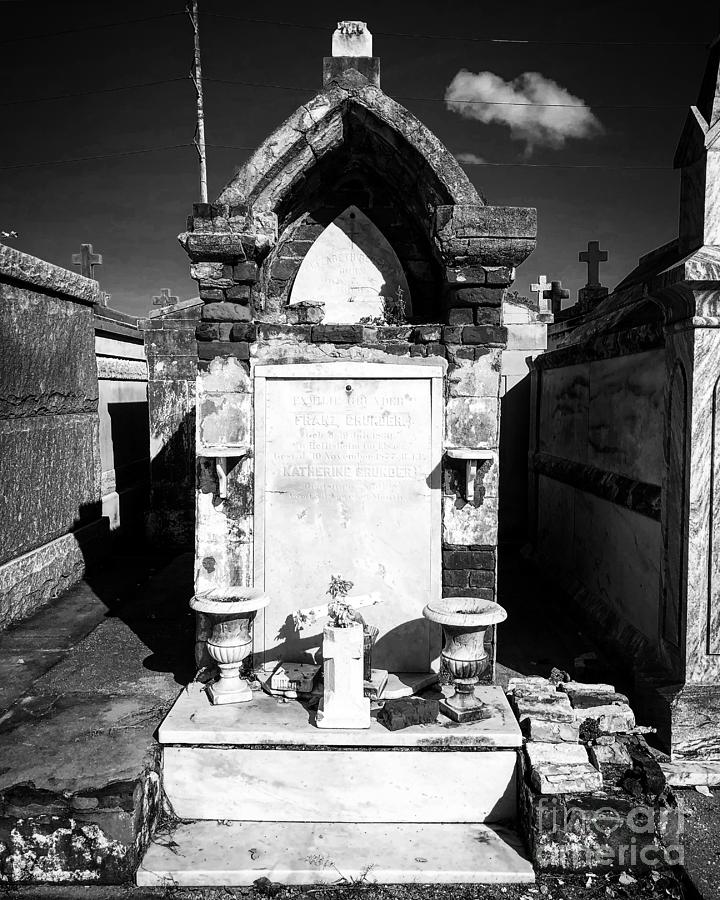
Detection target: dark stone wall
<box><xmin>0</xmin><ymin>273</ymin><xmax>101</xmax><ymax>568</ymax></box>
<box><xmin>140</xmin><ymin>302</ymin><xmax>201</xmax><ymax>550</ymax></box>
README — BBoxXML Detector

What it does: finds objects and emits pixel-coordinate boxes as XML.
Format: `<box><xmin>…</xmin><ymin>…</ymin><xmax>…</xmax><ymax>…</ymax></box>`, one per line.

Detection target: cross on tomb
<box><xmin>548</xmin><ymin>280</ymin><xmax>570</xmax><ymax>315</ymax></box>
<box><xmin>579</xmin><ymin>240</ymin><xmax>608</xmax><ymax>288</ymax></box>
<box><xmin>530</xmin><ymin>275</ymin><xmax>552</xmax><ymax>313</ymax></box>
<box><xmin>71</xmin><ymin>243</ymin><xmax>103</xmax><ymax>280</ymax></box>
<box><xmin>153</xmin><ymin>288</ymin><xmax>178</xmax><ymax>307</ymax></box>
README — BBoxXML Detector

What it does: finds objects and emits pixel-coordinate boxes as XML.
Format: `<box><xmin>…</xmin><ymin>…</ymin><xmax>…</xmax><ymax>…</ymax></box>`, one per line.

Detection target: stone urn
<box><xmin>422</xmin><ymin>597</ymin><xmax>507</xmax><ymax>722</ymax></box>
<box><xmin>190</xmin><ymin>588</ymin><xmax>270</xmax><ymax>705</ymax></box>
<box><xmin>317</xmin><ymin>623</ymin><xmax>370</xmax><ymax>729</ymax></box>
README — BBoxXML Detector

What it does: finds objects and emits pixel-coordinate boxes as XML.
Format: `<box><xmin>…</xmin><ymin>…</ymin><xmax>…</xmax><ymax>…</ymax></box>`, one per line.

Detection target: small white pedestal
<box><xmin>317</xmin><ymin>624</ymin><xmax>370</xmax><ymax>729</ymax></box>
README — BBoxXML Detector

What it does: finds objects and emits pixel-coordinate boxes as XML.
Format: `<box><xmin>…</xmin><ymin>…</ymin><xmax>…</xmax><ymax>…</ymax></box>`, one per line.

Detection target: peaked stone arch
<box><xmin>217</xmin><ymin>84</ymin><xmax>481</xmax><ymax>218</ymax></box>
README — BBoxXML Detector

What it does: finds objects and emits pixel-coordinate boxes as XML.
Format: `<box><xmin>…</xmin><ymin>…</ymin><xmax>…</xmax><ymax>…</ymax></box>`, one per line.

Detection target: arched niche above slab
<box><xmin>288</xmin><ymin>205</ymin><xmax>411</xmax><ymax>324</ymax></box>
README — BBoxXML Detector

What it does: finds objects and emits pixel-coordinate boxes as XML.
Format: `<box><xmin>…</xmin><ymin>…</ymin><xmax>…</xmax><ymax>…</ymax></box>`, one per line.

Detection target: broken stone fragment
<box><xmin>525</xmin><ymin>741</ymin><xmax>603</xmax><ymax>795</ymax></box>
<box><xmin>588</xmin><ymin>741</ymin><xmax>633</xmax><ymax>768</ymax></box>
<box><xmin>507</xmin><ymin>676</ymin><xmax>553</xmax><ymax>693</ymax></box>
<box><xmin>573</xmin><ymin>703</ymin><xmax>636</xmax><ymax>733</ymax></box>
<box><xmin>530</xmin><ymin>763</ymin><xmax>604</xmax><ymax>795</ymax></box>
<box><xmin>569</xmin><ymin>691</ymin><xmax>630</xmax><ymax>709</ymax></box>
<box><xmin>522</xmin><ymin>717</ymin><xmax>580</xmax><ymax>743</ymax></box>
<box><xmin>559</xmin><ymin>680</ymin><xmax>615</xmax><ymax>694</ymax></box>
<box><xmin>513</xmin><ymin>696</ymin><xmax>574</xmax><ymax>724</ymax></box>
<box><xmin>377</xmin><ymin>697</ymin><xmax>440</xmax><ymax>731</ymax></box>
<box><xmin>525</xmin><ymin>741</ymin><xmax>590</xmax><ymax>768</ymax></box>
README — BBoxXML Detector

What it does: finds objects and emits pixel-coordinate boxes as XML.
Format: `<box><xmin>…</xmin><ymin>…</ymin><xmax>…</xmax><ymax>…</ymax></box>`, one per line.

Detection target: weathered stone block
<box><xmin>447</xmin><ymin>308</ymin><xmax>474</xmax><ymax>326</ymax></box>
<box><xmin>183</xmin><ymin>233</ymin><xmax>248</xmax><ymax>261</ymax></box>
<box><xmin>447</xmin><ymin>351</ymin><xmax>501</xmax><ymax>398</ymax></box>
<box><xmin>442</xmin><ymin>549</ymin><xmax>495</xmax><ymax>570</ymax></box>
<box><xmin>445</xmin><ymin>397</ymin><xmax>498</xmax><ymax>448</ymax></box>
<box><xmin>229</xmin><ymin>324</ymin><xmax>257</xmax><ymax>342</ymax></box>
<box><xmin>530</xmin><ymin>762</ymin><xmax>603</xmax><ymax>795</ymax></box>
<box><xmin>285</xmin><ymin>302</ymin><xmax>325</xmax><ymax>325</ymax></box>
<box><xmin>190</xmin><ymin>262</ymin><xmax>224</xmax><ymax>281</ymax></box>
<box><xmin>200</xmin><ymin>302</ymin><xmax>252</xmax><ymax>322</ymax></box>
<box><xmin>1</xmin><ymin>287</ymin><xmax>98</xmax><ymax>418</ymax></box>
<box><xmin>195</xmin><ymin>323</ymin><xmax>232</xmax><ymax>342</ymax></box>
<box><xmin>197</xmin><ymin>393</ymin><xmax>251</xmax><ymax>450</ymax></box>
<box><xmin>0</xmin><ymin>415</ymin><xmax>101</xmax><ymax>565</ymax></box>
<box><xmin>376</xmin><ymin>326</ymin><xmax>413</xmax><ymax>341</ymax></box>
<box><xmin>448</xmin><ymin>287</ymin><xmax>505</xmax><ymax>307</ymax></box>
<box><xmin>468</xmin><ymin>569</ymin><xmax>494</xmax><ymax>589</ymax></box>
<box><xmin>233</xmin><ymin>261</ymin><xmax>259</xmax><ymax>282</ymax></box>
<box><xmin>226</xmin><ymin>284</ymin><xmax>252</xmax><ymax>301</ymax></box>
<box><xmin>442</xmin><ymin>326</ymin><xmax>464</xmax><ymax>344</ymax></box>
<box><xmin>461</xmin><ymin>325</ymin><xmax>508</xmax><ymax>346</ymax></box>
<box><xmin>197</xmin><ymin>342</ymin><xmax>250</xmax><ymax>361</ymax></box>
<box><xmin>199</xmin><ymin>355</ymin><xmax>251</xmax><ymax>393</ymax></box>
<box><xmin>522</xmin><ymin>718</ymin><xmax>580</xmax><ymax>743</ymax></box>
<box><xmin>311</xmin><ymin>324</ymin><xmax>365</xmax><ymax>343</ymax></box>
<box><xmin>425</xmin><ymin>343</ymin><xmax>446</xmax><ymax>358</ymax></box>
<box><xmin>446</xmin><ymin>265</ymin><xmax>488</xmax><ymax>285</ymax></box>
<box><xmin>574</xmin><ymin>704</ymin><xmax>636</xmax><ymax>733</ymax></box>
<box><xmin>442</xmin><ymin>495</ymin><xmax>498</xmax><ymax>546</ymax></box>
<box><xmin>484</xmin><ymin>266</ymin><xmax>514</xmax><ymax>286</ymax></box>
<box><xmin>514</xmin><ymin>697</ymin><xmax>575</xmax><ymax>724</ymax></box>
<box><xmin>413</xmin><ymin>325</ymin><xmax>442</xmax><ymax>343</ymax></box>
<box><xmin>258</xmin><ymin>324</ymin><xmax>313</xmax><ymax>341</ymax></box>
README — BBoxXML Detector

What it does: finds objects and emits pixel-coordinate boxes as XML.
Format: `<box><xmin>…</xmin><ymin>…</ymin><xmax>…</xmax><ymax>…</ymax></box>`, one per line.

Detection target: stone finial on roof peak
<box><xmin>332</xmin><ymin>21</ymin><xmax>372</xmax><ymax>57</ymax></box>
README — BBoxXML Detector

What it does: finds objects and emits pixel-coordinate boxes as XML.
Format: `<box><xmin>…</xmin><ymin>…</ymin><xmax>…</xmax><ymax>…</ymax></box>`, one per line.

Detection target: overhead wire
<box><xmin>203</xmin><ymin>13</ymin><xmax>709</xmax><ymax>47</ymax></box>
<box><xmin>0</xmin><ymin>11</ymin><xmax>185</xmax><ymax>46</ymax></box>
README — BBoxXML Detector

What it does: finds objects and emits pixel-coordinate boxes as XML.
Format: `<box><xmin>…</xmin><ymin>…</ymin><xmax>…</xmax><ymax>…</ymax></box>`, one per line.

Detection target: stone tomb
<box><xmin>253</xmin><ymin>361</ymin><xmax>442</xmax><ymax>672</ymax></box>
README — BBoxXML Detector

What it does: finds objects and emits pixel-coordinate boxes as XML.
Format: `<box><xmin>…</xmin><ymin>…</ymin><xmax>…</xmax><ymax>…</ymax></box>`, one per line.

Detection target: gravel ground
<box><xmin>0</xmin><ymin>870</ymin><xmax>687</xmax><ymax>900</ymax></box>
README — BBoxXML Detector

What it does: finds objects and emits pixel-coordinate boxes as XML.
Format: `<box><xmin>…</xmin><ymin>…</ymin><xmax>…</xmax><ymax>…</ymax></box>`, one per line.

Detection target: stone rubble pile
<box><xmin>507</xmin><ymin>675</ymin><xmax>682</xmax><ymax>871</ymax></box>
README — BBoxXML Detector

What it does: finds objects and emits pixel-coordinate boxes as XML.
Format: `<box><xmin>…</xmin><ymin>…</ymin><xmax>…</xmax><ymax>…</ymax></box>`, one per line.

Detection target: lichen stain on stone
<box><xmin>202</xmin><ymin>556</ymin><xmax>216</xmax><ymax>573</ymax></box>
<box><xmin>0</xmin><ymin>817</ymin><xmax>127</xmax><ymax>883</ymax></box>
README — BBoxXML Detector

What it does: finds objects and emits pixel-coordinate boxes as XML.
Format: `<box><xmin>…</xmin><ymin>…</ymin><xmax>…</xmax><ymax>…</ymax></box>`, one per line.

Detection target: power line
<box><xmin>0</xmin><ymin>12</ymin><xmax>184</xmax><ymax>46</ymax></box>
<box><xmin>0</xmin><ymin>77</ymin><xmax>188</xmax><ymax>108</ymax></box>
<box><xmin>0</xmin><ymin>144</ymin><xmax>193</xmax><ymax>171</ymax></box>
<box><xmin>0</xmin><ymin>141</ymin><xmax>676</xmax><ymax>172</ymax></box>
<box><xmin>205</xmin><ymin>76</ymin><xmax>687</xmax><ymax>110</ymax></box>
<box><xmin>203</xmin><ymin>13</ymin><xmax>709</xmax><ymax>48</ymax></box>
<box><xmin>0</xmin><ymin>71</ymin><xmax>688</xmax><ymax>112</ymax></box>
<box><xmin>206</xmin><ymin>144</ymin><xmax>674</xmax><ymax>170</ymax></box>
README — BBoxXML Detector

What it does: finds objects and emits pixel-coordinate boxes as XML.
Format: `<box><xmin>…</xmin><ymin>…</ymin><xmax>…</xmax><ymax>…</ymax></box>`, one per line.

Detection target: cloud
<box><xmin>445</xmin><ymin>69</ymin><xmax>602</xmax><ymax>153</ymax></box>
<box><xmin>455</xmin><ymin>152</ymin><xmax>486</xmax><ymax>165</ymax></box>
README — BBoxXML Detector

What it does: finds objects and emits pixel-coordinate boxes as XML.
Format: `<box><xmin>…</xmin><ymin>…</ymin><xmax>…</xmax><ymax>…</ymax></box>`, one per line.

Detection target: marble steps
<box><xmin>162</xmin><ymin>744</ymin><xmax>518</xmax><ymax>823</ymax></box>
<box><xmin>136</xmin><ymin>820</ymin><xmax>535</xmax><ymax>887</ymax></box>
<box><xmin>158</xmin><ymin>685</ymin><xmax>523</xmax><ymax>825</ymax></box>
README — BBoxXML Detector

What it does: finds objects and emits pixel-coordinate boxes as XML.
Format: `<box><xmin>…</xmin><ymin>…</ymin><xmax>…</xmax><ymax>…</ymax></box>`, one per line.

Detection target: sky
<box><xmin>2</xmin><ymin>0</ymin><xmax>718</xmax><ymax>317</ymax></box>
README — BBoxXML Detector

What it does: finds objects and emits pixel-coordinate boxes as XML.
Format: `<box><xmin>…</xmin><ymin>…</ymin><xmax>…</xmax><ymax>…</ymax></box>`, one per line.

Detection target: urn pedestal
<box><xmin>423</xmin><ymin>597</ymin><xmax>507</xmax><ymax>723</ymax></box>
<box><xmin>317</xmin><ymin>623</ymin><xmax>370</xmax><ymax>729</ymax></box>
<box><xmin>190</xmin><ymin>589</ymin><xmax>270</xmax><ymax>705</ymax></box>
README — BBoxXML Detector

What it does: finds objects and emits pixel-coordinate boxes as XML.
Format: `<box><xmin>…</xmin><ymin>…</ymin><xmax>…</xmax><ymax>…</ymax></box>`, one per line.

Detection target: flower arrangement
<box><xmin>292</xmin><ymin>575</ymin><xmax>364</xmax><ymax>630</ymax></box>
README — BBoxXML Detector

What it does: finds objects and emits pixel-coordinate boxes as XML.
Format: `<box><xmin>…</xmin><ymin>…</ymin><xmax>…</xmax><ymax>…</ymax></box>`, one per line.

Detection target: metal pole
<box><xmin>188</xmin><ymin>0</ymin><xmax>208</xmax><ymax>203</ymax></box>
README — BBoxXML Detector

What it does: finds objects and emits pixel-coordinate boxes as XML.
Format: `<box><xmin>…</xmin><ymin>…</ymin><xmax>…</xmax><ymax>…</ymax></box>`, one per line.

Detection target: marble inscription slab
<box><xmin>254</xmin><ymin>362</ymin><xmax>442</xmax><ymax>672</ymax></box>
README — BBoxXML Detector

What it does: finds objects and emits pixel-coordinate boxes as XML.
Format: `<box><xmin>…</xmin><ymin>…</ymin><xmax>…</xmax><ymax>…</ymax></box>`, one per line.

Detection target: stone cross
<box><xmin>579</xmin><ymin>241</ymin><xmax>608</xmax><ymax>287</ymax></box>
<box><xmin>530</xmin><ymin>275</ymin><xmax>552</xmax><ymax>313</ymax></box>
<box><xmin>72</xmin><ymin>243</ymin><xmax>103</xmax><ymax>280</ymax></box>
<box><xmin>548</xmin><ymin>280</ymin><xmax>570</xmax><ymax>315</ymax></box>
<box><xmin>153</xmin><ymin>288</ymin><xmax>178</xmax><ymax>307</ymax></box>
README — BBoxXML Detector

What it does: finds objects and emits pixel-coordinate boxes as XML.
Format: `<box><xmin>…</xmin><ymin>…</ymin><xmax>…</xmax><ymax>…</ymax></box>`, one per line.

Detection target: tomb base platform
<box><xmin>137</xmin><ymin>821</ymin><xmax>534</xmax><ymax>886</ymax></box>
<box><xmin>139</xmin><ymin>682</ymin><xmax>533</xmax><ymax>885</ymax></box>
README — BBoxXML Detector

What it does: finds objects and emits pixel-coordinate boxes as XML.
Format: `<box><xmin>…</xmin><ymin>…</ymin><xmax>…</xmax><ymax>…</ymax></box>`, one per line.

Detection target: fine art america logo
<box><xmin>536</xmin><ymin>799</ymin><xmax>684</xmax><ymax>867</ymax></box>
